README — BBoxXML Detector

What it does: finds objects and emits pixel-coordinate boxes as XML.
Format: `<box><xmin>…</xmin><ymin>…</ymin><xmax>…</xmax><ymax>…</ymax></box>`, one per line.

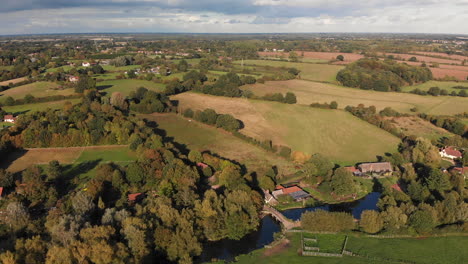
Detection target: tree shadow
<box><xmin>0</xmin><ymin>148</ymin><xmax>28</xmax><ymax>170</ymax></box>
<box><xmin>59</xmin><ymin>159</ymin><xmax>102</xmax><ymax>195</ymax></box>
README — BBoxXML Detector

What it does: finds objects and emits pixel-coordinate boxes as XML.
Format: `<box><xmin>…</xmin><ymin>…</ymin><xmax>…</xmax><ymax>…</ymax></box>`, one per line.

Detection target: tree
<box><xmin>177</xmin><ymin>59</ymin><xmax>189</xmax><ymax>72</ymax></box>
<box><xmin>110</xmin><ymin>92</ymin><xmax>128</xmax><ymax>110</ymax></box>
<box><xmin>0</xmin><ymin>168</ymin><xmax>14</xmax><ymax>188</ymax></box>
<box><xmin>215</xmin><ymin>114</ymin><xmax>240</xmax><ymax>132</ymax></box>
<box><xmin>409</xmin><ymin>56</ymin><xmax>418</xmax><ymax>62</ymax></box>
<box><xmin>24</xmin><ymin>94</ymin><xmax>35</xmax><ymax>103</ymax></box>
<box><xmin>424</xmin><ymin>167</ymin><xmax>451</xmax><ymax>193</ymax></box>
<box><xmin>336</xmin><ymin>55</ymin><xmax>344</xmax><ymax>61</ymax></box>
<box><xmin>330</xmin><ymin>167</ymin><xmax>357</xmax><ymax>195</ymax></box>
<box><xmin>127</xmin><ymin>70</ymin><xmax>136</xmax><ymax>79</ymax></box>
<box><xmin>301</xmin><ymin>210</ymin><xmax>355</xmax><ymax>232</ymax></box>
<box><xmin>75</xmin><ymin>75</ymin><xmax>96</xmax><ymax>93</ymax></box>
<box><xmin>46</xmin><ymin>160</ymin><xmax>61</xmax><ymax>181</ymax></box>
<box><xmin>330</xmin><ymin>101</ymin><xmax>338</xmax><ymax>109</ymax></box>
<box><xmin>72</xmin><ymin>192</ymin><xmax>95</xmax><ymax>216</ymax></box>
<box><xmin>188</xmin><ymin>150</ymin><xmax>203</xmax><ymax>163</ymax></box>
<box><xmin>289</xmin><ymin>51</ymin><xmax>299</xmax><ymax>62</ymax></box>
<box><xmin>360</xmin><ymin>210</ymin><xmax>384</xmax><ymax>234</ymax></box>
<box><xmin>409</xmin><ymin>210</ymin><xmax>435</xmax><ymax>233</ymax></box>
<box><xmin>427</xmin><ymin>86</ymin><xmax>441</xmax><ymax>96</ymax></box>
<box><xmin>284</xmin><ymin>92</ymin><xmax>297</xmax><ymax>104</ymax></box>
<box><xmin>5</xmin><ymin>202</ymin><xmax>30</xmax><ymax>231</ymax></box>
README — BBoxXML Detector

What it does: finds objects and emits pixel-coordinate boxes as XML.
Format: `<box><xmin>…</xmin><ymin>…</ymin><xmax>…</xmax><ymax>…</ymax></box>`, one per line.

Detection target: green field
<box><xmin>3</xmin><ymin>99</ymin><xmax>81</xmax><ymax>114</ymax></box>
<box><xmin>75</xmin><ymin>146</ymin><xmax>136</xmax><ymax>163</ymax></box>
<box><xmin>233</xmin><ymin>60</ymin><xmax>344</xmax><ymax>83</ymax></box>
<box><xmin>229</xmin><ymin>233</ymin><xmax>468</xmax><ymax>264</ymax></box>
<box><xmin>141</xmin><ymin>113</ymin><xmax>296</xmax><ymax>175</ymax></box>
<box><xmin>173</xmin><ymin>92</ymin><xmax>400</xmax><ymax>165</ymax></box>
<box><xmin>46</xmin><ymin>65</ymin><xmax>75</xmax><ymax>72</ymax></box>
<box><xmin>102</xmin><ymin>65</ymin><xmax>141</xmax><ymax>72</ymax></box>
<box><xmin>0</xmin><ymin>81</ymin><xmax>74</xmax><ymax>100</ymax></box>
<box><xmin>97</xmin><ymin>79</ymin><xmax>165</xmax><ymax>96</ymax></box>
<box><xmin>242</xmin><ymin>80</ymin><xmax>468</xmax><ymax>115</ymax></box>
<box><xmin>402</xmin><ymin>80</ymin><xmax>468</xmax><ymax>93</ymax></box>
<box><xmin>94</xmin><ymin>72</ymin><xmax>121</xmax><ymax>80</ymax></box>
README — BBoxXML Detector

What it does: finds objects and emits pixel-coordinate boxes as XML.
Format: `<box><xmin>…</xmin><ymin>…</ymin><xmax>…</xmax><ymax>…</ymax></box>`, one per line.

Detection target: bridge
<box><xmin>262</xmin><ymin>205</ymin><xmax>301</xmax><ymax>230</ymax></box>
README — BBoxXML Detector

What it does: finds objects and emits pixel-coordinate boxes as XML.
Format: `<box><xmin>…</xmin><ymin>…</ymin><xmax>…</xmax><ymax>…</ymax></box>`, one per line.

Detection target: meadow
<box><xmin>386</xmin><ymin>116</ymin><xmax>453</xmax><ymax>140</ymax></box>
<box><xmin>401</xmin><ymin>80</ymin><xmax>468</xmax><ymax>93</ymax></box>
<box><xmin>97</xmin><ymin>79</ymin><xmax>165</xmax><ymax>96</ymax></box>
<box><xmin>242</xmin><ymin>80</ymin><xmax>468</xmax><ymax>115</ymax></box>
<box><xmin>173</xmin><ymin>92</ymin><xmax>400</xmax><ymax>165</ymax></box>
<box><xmin>0</xmin><ymin>77</ymin><xmax>27</xmax><ymax>86</ymax></box>
<box><xmin>142</xmin><ymin>113</ymin><xmax>296</xmax><ymax>175</ymax></box>
<box><xmin>233</xmin><ymin>59</ymin><xmax>344</xmax><ymax>83</ymax></box>
<box><xmin>2</xmin><ymin>99</ymin><xmax>81</xmax><ymax>114</ymax></box>
<box><xmin>0</xmin><ymin>81</ymin><xmax>75</xmax><ymax>100</ymax></box>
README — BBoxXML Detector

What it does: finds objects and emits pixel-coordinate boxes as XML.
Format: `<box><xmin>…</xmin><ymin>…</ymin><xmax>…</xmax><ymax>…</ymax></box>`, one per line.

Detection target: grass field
<box><xmin>94</xmin><ymin>72</ymin><xmax>121</xmax><ymax>80</ymax></box>
<box><xmin>259</xmin><ymin>51</ymin><xmax>364</xmax><ymax>64</ymax></box>
<box><xmin>2</xmin><ymin>99</ymin><xmax>81</xmax><ymax>114</ymax></box>
<box><xmin>241</xmin><ymin>80</ymin><xmax>468</xmax><ymax>115</ymax></box>
<box><xmin>233</xmin><ymin>60</ymin><xmax>344</xmax><ymax>83</ymax></box>
<box><xmin>229</xmin><ymin>233</ymin><xmax>468</xmax><ymax>264</ymax></box>
<box><xmin>173</xmin><ymin>92</ymin><xmax>400</xmax><ymax>165</ymax></box>
<box><xmin>402</xmin><ymin>80</ymin><xmax>468</xmax><ymax>93</ymax></box>
<box><xmin>0</xmin><ymin>77</ymin><xmax>27</xmax><ymax>86</ymax></box>
<box><xmin>386</xmin><ymin>116</ymin><xmax>453</xmax><ymax>140</ymax></box>
<box><xmin>2</xmin><ymin>145</ymin><xmax>134</xmax><ymax>173</ymax></box>
<box><xmin>102</xmin><ymin>65</ymin><xmax>141</xmax><ymax>72</ymax></box>
<box><xmin>97</xmin><ymin>79</ymin><xmax>165</xmax><ymax>96</ymax></box>
<box><xmin>142</xmin><ymin>113</ymin><xmax>296</xmax><ymax>175</ymax></box>
<box><xmin>0</xmin><ymin>81</ymin><xmax>74</xmax><ymax>100</ymax></box>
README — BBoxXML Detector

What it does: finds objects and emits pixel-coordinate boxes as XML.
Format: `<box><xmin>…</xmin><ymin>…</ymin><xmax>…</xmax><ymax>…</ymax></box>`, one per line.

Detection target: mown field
<box><xmin>402</xmin><ymin>80</ymin><xmax>468</xmax><ymax>93</ymax></box>
<box><xmin>2</xmin><ymin>99</ymin><xmax>81</xmax><ymax>114</ymax></box>
<box><xmin>227</xmin><ymin>233</ymin><xmax>468</xmax><ymax>264</ymax></box>
<box><xmin>142</xmin><ymin>113</ymin><xmax>296</xmax><ymax>175</ymax></box>
<box><xmin>173</xmin><ymin>92</ymin><xmax>400</xmax><ymax>165</ymax></box>
<box><xmin>0</xmin><ymin>77</ymin><xmax>27</xmax><ymax>86</ymax></box>
<box><xmin>0</xmin><ymin>81</ymin><xmax>75</xmax><ymax>100</ymax></box>
<box><xmin>97</xmin><ymin>79</ymin><xmax>165</xmax><ymax>96</ymax></box>
<box><xmin>233</xmin><ymin>60</ymin><xmax>343</xmax><ymax>83</ymax></box>
<box><xmin>241</xmin><ymin>80</ymin><xmax>468</xmax><ymax>115</ymax></box>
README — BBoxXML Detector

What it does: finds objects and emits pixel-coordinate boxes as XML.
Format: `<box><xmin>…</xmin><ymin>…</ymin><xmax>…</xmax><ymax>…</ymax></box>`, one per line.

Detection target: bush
<box><xmin>301</xmin><ymin>210</ymin><xmax>355</xmax><ymax>232</ymax></box>
<box><xmin>183</xmin><ymin>108</ymin><xmax>194</xmax><ymax>118</ymax></box>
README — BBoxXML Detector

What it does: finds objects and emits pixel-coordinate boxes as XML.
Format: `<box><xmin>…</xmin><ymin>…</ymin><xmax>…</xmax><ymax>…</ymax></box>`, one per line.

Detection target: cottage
<box><xmin>68</xmin><ymin>75</ymin><xmax>79</xmax><ymax>82</ymax></box>
<box><xmin>272</xmin><ymin>185</ymin><xmax>310</xmax><ymax>201</ymax></box>
<box><xmin>0</xmin><ymin>187</ymin><xmax>3</xmax><ymax>198</ymax></box>
<box><xmin>3</xmin><ymin>115</ymin><xmax>16</xmax><ymax>123</ymax></box>
<box><xmin>82</xmin><ymin>62</ymin><xmax>91</xmax><ymax>67</ymax></box>
<box><xmin>344</xmin><ymin>166</ymin><xmax>360</xmax><ymax>175</ymax></box>
<box><xmin>128</xmin><ymin>193</ymin><xmax>144</xmax><ymax>203</ymax></box>
<box><xmin>196</xmin><ymin>162</ymin><xmax>209</xmax><ymax>169</ymax></box>
<box><xmin>357</xmin><ymin>162</ymin><xmax>393</xmax><ymax>176</ymax></box>
<box><xmin>439</xmin><ymin>147</ymin><xmax>462</xmax><ymax>160</ymax></box>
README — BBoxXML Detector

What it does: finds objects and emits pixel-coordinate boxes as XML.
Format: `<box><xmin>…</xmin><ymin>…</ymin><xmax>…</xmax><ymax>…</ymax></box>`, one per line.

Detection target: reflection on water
<box><xmin>198</xmin><ymin>192</ymin><xmax>381</xmax><ymax>262</ymax></box>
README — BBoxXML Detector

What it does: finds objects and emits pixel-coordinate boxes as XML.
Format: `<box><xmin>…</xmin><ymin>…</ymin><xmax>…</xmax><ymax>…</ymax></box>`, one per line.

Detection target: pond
<box><xmin>197</xmin><ymin>192</ymin><xmax>381</xmax><ymax>263</ymax></box>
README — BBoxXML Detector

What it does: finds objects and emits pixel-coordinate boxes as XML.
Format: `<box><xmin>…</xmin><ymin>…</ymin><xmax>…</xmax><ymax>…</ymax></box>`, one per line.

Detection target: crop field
<box><xmin>241</xmin><ymin>80</ymin><xmax>468</xmax><ymax>115</ymax></box>
<box><xmin>2</xmin><ymin>99</ymin><xmax>81</xmax><ymax>114</ymax></box>
<box><xmin>173</xmin><ymin>92</ymin><xmax>400</xmax><ymax>165</ymax></box>
<box><xmin>386</xmin><ymin>116</ymin><xmax>453</xmax><ymax>140</ymax></box>
<box><xmin>2</xmin><ymin>145</ymin><xmax>133</xmax><ymax>173</ymax></box>
<box><xmin>258</xmin><ymin>51</ymin><xmax>364</xmax><ymax>64</ymax></box>
<box><xmin>430</xmin><ymin>67</ymin><xmax>468</xmax><ymax>80</ymax></box>
<box><xmin>0</xmin><ymin>81</ymin><xmax>74</xmax><ymax>100</ymax></box>
<box><xmin>0</xmin><ymin>77</ymin><xmax>28</xmax><ymax>86</ymax></box>
<box><xmin>380</xmin><ymin>52</ymin><xmax>461</xmax><ymax>65</ymax></box>
<box><xmin>402</xmin><ymin>80</ymin><xmax>468</xmax><ymax>93</ymax></box>
<box><xmin>97</xmin><ymin>79</ymin><xmax>165</xmax><ymax>96</ymax></box>
<box><xmin>414</xmin><ymin>51</ymin><xmax>468</xmax><ymax>61</ymax></box>
<box><xmin>233</xmin><ymin>59</ymin><xmax>344</xmax><ymax>83</ymax></box>
<box><xmin>142</xmin><ymin>113</ymin><xmax>296</xmax><ymax>175</ymax></box>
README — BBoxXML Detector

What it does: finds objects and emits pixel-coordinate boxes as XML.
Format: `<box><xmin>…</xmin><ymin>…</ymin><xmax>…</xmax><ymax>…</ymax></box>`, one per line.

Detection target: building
<box><xmin>68</xmin><ymin>75</ymin><xmax>79</xmax><ymax>82</ymax></box>
<box><xmin>439</xmin><ymin>147</ymin><xmax>462</xmax><ymax>160</ymax></box>
<box><xmin>344</xmin><ymin>166</ymin><xmax>360</xmax><ymax>175</ymax></box>
<box><xmin>196</xmin><ymin>162</ymin><xmax>209</xmax><ymax>169</ymax></box>
<box><xmin>3</xmin><ymin>115</ymin><xmax>16</xmax><ymax>123</ymax></box>
<box><xmin>357</xmin><ymin>162</ymin><xmax>393</xmax><ymax>176</ymax></box>
<box><xmin>263</xmin><ymin>190</ymin><xmax>278</xmax><ymax>205</ymax></box>
<box><xmin>0</xmin><ymin>187</ymin><xmax>3</xmax><ymax>198</ymax></box>
<box><xmin>451</xmin><ymin>167</ymin><xmax>468</xmax><ymax>178</ymax></box>
<box><xmin>82</xmin><ymin>62</ymin><xmax>91</xmax><ymax>67</ymax></box>
<box><xmin>272</xmin><ymin>185</ymin><xmax>310</xmax><ymax>201</ymax></box>
<box><xmin>128</xmin><ymin>193</ymin><xmax>144</xmax><ymax>203</ymax></box>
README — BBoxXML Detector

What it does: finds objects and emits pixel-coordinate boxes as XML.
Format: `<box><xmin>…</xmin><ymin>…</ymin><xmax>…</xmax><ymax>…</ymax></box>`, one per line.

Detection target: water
<box><xmin>198</xmin><ymin>192</ymin><xmax>381</xmax><ymax>262</ymax></box>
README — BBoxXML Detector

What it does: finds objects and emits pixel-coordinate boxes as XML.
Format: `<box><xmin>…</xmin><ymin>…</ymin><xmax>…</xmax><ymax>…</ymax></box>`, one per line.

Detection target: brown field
<box><xmin>385</xmin><ymin>116</ymin><xmax>453</xmax><ymax>140</ymax></box>
<box><xmin>0</xmin><ymin>77</ymin><xmax>27</xmax><ymax>86</ymax></box>
<box><xmin>259</xmin><ymin>51</ymin><xmax>364</xmax><ymax>63</ymax></box>
<box><xmin>2</xmin><ymin>145</ymin><xmax>128</xmax><ymax>173</ymax></box>
<box><xmin>381</xmin><ymin>53</ymin><xmax>460</xmax><ymax>65</ymax></box>
<box><xmin>414</xmin><ymin>52</ymin><xmax>468</xmax><ymax>61</ymax></box>
<box><xmin>241</xmin><ymin>80</ymin><xmax>468</xmax><ymax>115</ymax></box>
<box><xmin>431</xmin><ymin>67</ymin><xmax>468</xmax><ymax>80</ymax></box>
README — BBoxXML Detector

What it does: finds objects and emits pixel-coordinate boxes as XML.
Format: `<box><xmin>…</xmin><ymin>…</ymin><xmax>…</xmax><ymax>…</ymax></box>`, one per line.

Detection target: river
<box><xmin>197</xmin><ymin>192</ymin><xmax>381</xmax><ymax>262</ymax></box>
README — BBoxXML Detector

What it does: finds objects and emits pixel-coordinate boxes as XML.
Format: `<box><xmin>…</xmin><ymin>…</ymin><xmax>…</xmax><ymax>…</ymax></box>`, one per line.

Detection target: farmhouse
<box><xmin>68</xmin><ymin>75</ymin><xmax>79</xmax><ymax>82</ymax></box>
<box><xmin>263</xmin><ymin>190</ymin><xmax>278</xmax><ymax>205</ymax></box>
<box><xmin>357</xmin><ymin>162</ymin><xmax>393</xmax><ymax>176</ymax></box>
<box><xmin>128</xmin><ymin>193</ymin><xmax>144</xmax><ymax>203</ymax></box>
<box><xmin>0</xmin><ymin>187</ymin><xmax>3</xmax><ymax>198</ymax></box>
<box><xmin>439</xmin><ymin>147</ymin><xmax>462</xmax><ymax>159</ymax></box>
<box><xmin>3</xmin><ymin>115</ymin><xmax>16</xmax><ymax>123</ymax></box>
<box><xmin>82</xmin><ymin>62</ymin><xmax>91</xmax><ymax>67</ymax></box>
<box><xmin>272</xmin><ymin>185</ymin><xmax>310</xmax><ymax>201</ymax></box>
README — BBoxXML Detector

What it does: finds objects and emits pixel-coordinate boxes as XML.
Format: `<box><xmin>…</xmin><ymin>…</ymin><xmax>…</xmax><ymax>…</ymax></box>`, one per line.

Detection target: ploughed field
<box><xmin>241</xmin><ymin>80</ymin><xmax>468</xmax><ymax>115</ymax></box>
<box><xmin>172</xmin><ymin>92</ymin><xmax>400</xmax><ymax>165</ymax></box>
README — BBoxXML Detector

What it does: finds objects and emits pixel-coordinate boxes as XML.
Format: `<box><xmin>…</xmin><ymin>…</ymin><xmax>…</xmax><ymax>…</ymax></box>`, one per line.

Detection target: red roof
<box><xmin>128</xmin><ymin>193</ymin><xmax>143</xmax><ymax>201</ymax></box>
<box><xmin>0</xmin><ymin>187</ymin><xmax>3</xmax><ymax>197</ymax></box>
<box><xmin>282</xmin><ymin>186</ymin><xmax>303</xmax><ymax>194</ymax></box>
<box><xmin>452</xmin><ymin>167</ymin><xmax>468</xmax><ymax>174</ymax></box>
<box><xmin>391</xmin><ymin>183</ymin><xmax>402</xmax><ymax>192</ymax></box>
<box><xmin>4</xmin><ymin>115</ymin><xmax>13</xmax><ymax>119</ymax></box>
<box><xmin>443</xmin><ymin>147</ymin><xmax>462</xmax><ymax>158</ymax></box>
<box><xmin>344</xmin><ymin>166</ymin><xmax>359</xmax><ymax>173</ymax></box>
<box><xmin>196</xmin><ymin>162</ymin><xmax>208</xmax><ymax>169</ymax></box>
<box><xmin>275</xmin><ymin>185</ymin><xmax>285</xmax><ymax>190</ymax></box>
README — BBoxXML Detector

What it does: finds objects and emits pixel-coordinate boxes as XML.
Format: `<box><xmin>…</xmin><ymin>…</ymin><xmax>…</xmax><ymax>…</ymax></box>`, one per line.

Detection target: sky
<box><xmin>0</xmin><ymin>0</ymin><xmax>467</xmax><ymax>35</ymax></box>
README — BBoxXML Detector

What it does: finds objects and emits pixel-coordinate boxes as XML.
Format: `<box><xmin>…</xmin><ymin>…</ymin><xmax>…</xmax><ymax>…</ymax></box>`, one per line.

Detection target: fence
<box><xmin>302</xmin><ymin>251</ymin><xmax>342</xmax><ymax>257</ymax></box>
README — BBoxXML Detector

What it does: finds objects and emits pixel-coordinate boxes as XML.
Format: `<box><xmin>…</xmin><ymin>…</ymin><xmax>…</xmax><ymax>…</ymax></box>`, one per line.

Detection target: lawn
<box><xmin>346</xmin><ymin>236</ymin><xmax>468</xmax><ymax>264</ymax></box>
<box><xmin>2</xmin><ymin>99</ymin><xmax>81</xmax><ymax>114</ymax></box>
<box><xmin>315</xmin><ymin>234</ymin><xmax>346</xmax><ymax>254</ymax></box>
<box><xmin>173</xmin><ymin>92</ymin><xmax>401</xmax><ymax>165</ymax></box>
<box><xmin>241</xmin><ymin>79</ymin><xmax>468</xmax><ymax>115</ymax></box>
<box><xmin>74</xmin><ymin>145</ymin><xmax>136</xmax><ymax>163</ymax></box>
<box><xmin>233</xmin><ymin>60</ymin><xmax>344</xmax><ymax>83</ymax></box>
<box><xmin>97</xmin><ymin>79</ymin><xmax>165</xmax><ymax>96</ymax></box>
<box><xmin>401</xmin><ymin>80</ymin><xmax>468</xmax><ymax>93</ymax></box>
<box><xmin>141</xmin><ymin>113</ymin><xmax>296</xmax><ymax>175</ymax></box>
<box><xmin>0</xmin><ymin>81</ymin><xmax>75</xmax><ymax>100</ymax></box>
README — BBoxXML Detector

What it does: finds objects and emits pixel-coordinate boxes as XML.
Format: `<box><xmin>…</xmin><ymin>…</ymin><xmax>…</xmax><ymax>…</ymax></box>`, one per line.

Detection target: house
<box><xmin>344</xmin><ymin>166</ymin><xmax>360</xmax><ymax>175</ymax></box>
<box><xmin>439</xmin><ymin>147</ymin><xmax>462</xmax><ymax>160</ymax></box>
<box><xmin>272</xmin><ymin>185</ymin><xmax>310</xmax><ymax>201</ymax></box>
<box><xmin>68</xmin><ymin>75</ymin><xmax>79</xmax><ymax>82</ymax></box>
<box><xmin>263</xmin><ymin>190</ymin><xmax>278</xmax><ymax>205</ymax></box>
<box><xmin>3</xmin><ymin>115</ymin><xmax>16</xmax><ymax>123</ymax></box>
<box><xmin>0</xmin><ymin>187</ymin><xmax>3</xmax><ymax>198</ymax></box>
<box><xmin>357</xmin><ymin>162</ymin><xmax>393</xmax><ymax>176</ymax></box>
<box><xmin>128</xmin><ymin>193</ymin><xmax>144</xmax><ymax>203</ymax></box>
<box><xmin>82</xmin><ymin>62</ymin><xmax>91</xmax><ymax>67</ymax></box>
<box><xmin>196</xmin><ymin>162</ymin><xmax>209</xmax><ymax>169</ymax></box>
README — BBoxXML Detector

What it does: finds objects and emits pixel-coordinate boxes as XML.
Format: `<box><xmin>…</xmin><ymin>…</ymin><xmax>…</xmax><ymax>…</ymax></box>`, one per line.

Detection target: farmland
<box><xmin>401</xmin><ymin>80</ymin><xmax>468</xmax><ymax>93</ymax></box>
<box><xmin>142</xmin><ymin>113</ymin><xmax>296</xmax><ymax>175</ymax></box>
<box><xmin>385</xmin><ymin>116</ymin><xmax>453</xmax><ymax>140</ymax></box>
<box><xmin>0</xmin><ymin>81</ymin><xmax>75</xmax><ymax>100</ymax></box>
<box><xmin>241</xmin><ymin>80</ymin><xmax>468</xmax><ymax>115</ymax></box>
<box><xmin>0</xmin><ymin>77</ymin><xmax>27</xmax><ymax>86</ymax></box>
<box><xmin>233</xmin><ymin>59</ymin><xmax>344</xmax><ymax>83</ymax></box>
<box><xmin>2</xmin><ymin>98</ymin><xmax>81</xmax><ymax>114</ymax></box>
<box><xmin>173</xmin><ymin>92</ymin><xmax>400</xmax><ymax>165</ymax></box>
<box><xmin>259</xmin><ymin>51</ymin><xmax>364</xmax><ymax>64</ymax></box>
<box><xmin>97</xmin><ymin>79</ymin><xmax>165</xmax><ymax>96</ymax></box>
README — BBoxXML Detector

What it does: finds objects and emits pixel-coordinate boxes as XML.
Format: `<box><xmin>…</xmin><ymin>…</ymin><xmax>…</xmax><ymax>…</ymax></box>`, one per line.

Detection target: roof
<box><xmin>344</xmin><ymin>166</ymin><xmax>359</xmax><ymax>173</ymax></box>
<box><xmin>196</xmin><ymin>162</ymin><xmax>209</xmax><ymax>169</ymax></box>
<box><xmin>452</xmin><ymin>167</ymin><xmax>468</xmax><ymax>174</ymax></box>
<box><xmin>0</xmin><ymin>187</ymin><xmax>3</xmax><ymax>197</ymax></box>
<box><xmin>4</xmin><ymin>115</ymin><xmax>13</xmax><ymax>119</ymax></box>
<box><xmin>128</xmin><ymin>193</ymin><xmax>143</xmax><ymax>201</ymax></box>
<box><xmin>289</xmin><ymin>190</ymin><xmax>310</xmax><ymax>200</ymax></box>
<box><xmin>282</xmin><ymin>186</ymin><xmax>303</xmax><ymax>195</ymax></box>
<box><xmin>275</xmin><ymin>185</ymin><xmax>285</xmax><ymax>190</ymax></box>
<box><xmin>442</xmin><ymin>147</ymin><xmax>462</xmax><ymax>158</ymax></box>
<box><xmin>358</xmin><ymin>162</ymin><xmax>393</xmax><ymax>173</ymax></box>
<box><xmin>391</xmin><ymin>183</ymin><xmax>402</xmax><ymax>192</ymax></box>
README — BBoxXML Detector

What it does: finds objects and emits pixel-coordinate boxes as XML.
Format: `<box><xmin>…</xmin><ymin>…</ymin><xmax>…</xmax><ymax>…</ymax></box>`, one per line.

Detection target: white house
<box><xmin>82</xmin><ymin>62</ymin><xmax>91</xmax><ymax>67</ymax></box>
<box><xmin>439</xmin><ymin>147</ymin><xmax>462</xmax><ymax>160</ymax></box>
<box><xmin>3</xmin><ymin>115</ymin><xmax>16</xmax><ymax>123</ymax></box>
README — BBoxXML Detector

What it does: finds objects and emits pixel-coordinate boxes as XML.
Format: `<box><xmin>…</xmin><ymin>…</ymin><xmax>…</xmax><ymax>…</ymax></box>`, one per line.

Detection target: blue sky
<box><xmin>0</xmin><ymin>0</ymin><xmax>466</xmax><ymax>34</ymax></box>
